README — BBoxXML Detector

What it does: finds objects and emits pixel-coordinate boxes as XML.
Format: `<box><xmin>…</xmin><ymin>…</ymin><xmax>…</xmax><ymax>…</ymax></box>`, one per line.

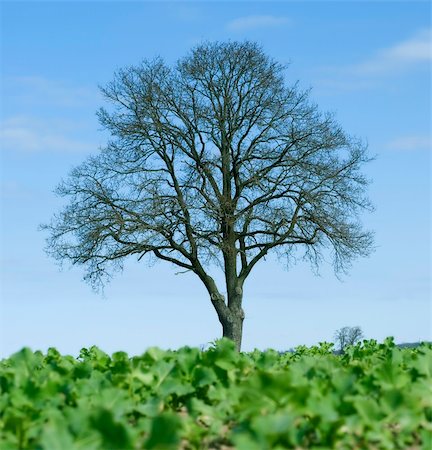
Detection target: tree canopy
<box><xmin>334</xmin><ymin>326</ymin><xmax>365</xmax><ymax>352</ymax></box>
<box><xmin>43</xmin><ymin>41</ymin><xmax>374</xmax><ymax>350</ymax></box>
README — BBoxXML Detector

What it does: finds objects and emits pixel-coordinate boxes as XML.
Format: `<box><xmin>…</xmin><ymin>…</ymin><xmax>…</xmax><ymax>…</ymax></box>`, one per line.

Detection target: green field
<box><xmin>1</xmin><ymin>338</ymin><xmax>431</xmax><ymax>449</ymax></box>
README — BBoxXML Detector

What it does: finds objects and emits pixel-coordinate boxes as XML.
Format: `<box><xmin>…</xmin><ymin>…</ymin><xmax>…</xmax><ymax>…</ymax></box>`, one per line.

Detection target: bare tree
<box><xmin>334</xmin><ymin>326</ymin><xmax>365</xmax><ymax>352</ymax></box>
<box><xmin>43</xmin><ymin>42</ymin><xmax>373</xmax><ymax>351</ymax></box>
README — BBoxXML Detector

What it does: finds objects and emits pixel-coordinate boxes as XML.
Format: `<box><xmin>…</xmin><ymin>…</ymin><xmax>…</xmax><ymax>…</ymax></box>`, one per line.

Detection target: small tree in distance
<box><xmin>334</xmin><ymin>326</ymin><xmax>364</xmax><ymax>353</ymax></box>
<box><xmin>43</xmin><ymin>41</ymin><xmax>374</xmax><ymax>351</ymax></box>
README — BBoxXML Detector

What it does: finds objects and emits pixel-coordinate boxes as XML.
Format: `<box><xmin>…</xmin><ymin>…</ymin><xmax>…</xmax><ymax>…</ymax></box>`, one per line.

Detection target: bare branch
<box><xmin>43</xmin><ymin>41</ymin><xmax>374</xmax><ymax>346</ymax></box>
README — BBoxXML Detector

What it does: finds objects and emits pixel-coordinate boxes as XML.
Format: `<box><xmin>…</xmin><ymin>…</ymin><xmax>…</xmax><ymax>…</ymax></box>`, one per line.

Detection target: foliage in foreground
<box><xmin>0</xmin><ymin>338</ymin><xmax>431</xmax><ymax>449</ymax></box>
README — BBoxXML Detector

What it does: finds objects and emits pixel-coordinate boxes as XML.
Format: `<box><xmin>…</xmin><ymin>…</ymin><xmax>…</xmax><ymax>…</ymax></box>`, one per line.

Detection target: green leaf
<box><xmin>111</xmin><ymin>351</ymin><xmax>130</xmax><ymax>374</ymax></box>
<box><xmin>153</xmin><ymin>361</ymin><xmax>176</xmax><ymax>388</ymax></box>
<box><xmin>131</xmin><ymin>369</ymin><xmax>154</xmax><ymax>385</ymax></box>
<box><xmin>145</xmin><ymin>347</ymin><xmax>166</xmax><ymax>362</ymax></box>
<box><xmin>90</xmin><ymin>408</ymin><xmax>133</xmax><ymax>449</ymax></box>
<box><xmin>307</xmin><ymin>392</ymin><xmax>339</xmax><ymax>422</ymax></box>
<box><xmin>145</xmin><ymin>412</ymin><xmax>182</xmax><ymax>449</ymax></box>
<box><xmin>232</xmin><ymin>433</ymin><xmax>265</xmax><ymax>450</ymax></box>
<box><xmin>192</xmin><ymin>366</ymin><xmax>217</xmax><ymax>387</ymax></box>
<box><xmin>252</xmin><ymin>412</ymin><xmax>294</xmax><ymax>436</ymax></box>
<box><xmin>174</xmin><ymin>346</ymin><xmax>200</xmax><ymax>375</ymax></box>
<box><xmin>353</xmin><ymin>397</ymin><xmax>382</xmax><ymax>423</ymax></box>
<box><xmin>0</xmin><ymin>434</ymin><xmax>20</xmax><ymax>450</ymax></box>
<box><xmin>135</xmin><ymin>397</ymin><xmax>164</xmax><ymax>418</ymax></box>
<box><xmin>158</xmin><ymin>377</ymin><xmax>195</xmax><ymax>398</ymax></box>
<box><xmin>40</xmin><ymin>414</ymin><xmax>75</xmax><ymax>450</ymax></box>
<box><xmin>420</xmin><ymin>428</ymin><xmax>432</xmax><ymax>450</ymax></box>
<box><xmin>413</xmin><ymin>348</ymin><xmax>432</xmax><ymax>378</ymax></box>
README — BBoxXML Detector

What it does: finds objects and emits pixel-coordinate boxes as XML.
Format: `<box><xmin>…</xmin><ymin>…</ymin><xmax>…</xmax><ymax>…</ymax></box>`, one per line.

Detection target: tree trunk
<box><xmin>221</xmin><ymin>303</ymin><xmax>244</xmax><ymax>351</ymax></box>
<box><xmin>202</xmin><ymin>277</ymin><xmax>245</xmax><ymax>351</ymax></box>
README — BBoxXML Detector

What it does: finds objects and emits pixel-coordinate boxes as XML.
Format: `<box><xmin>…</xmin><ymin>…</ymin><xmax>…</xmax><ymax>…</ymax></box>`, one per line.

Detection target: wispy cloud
<box><xmin>173</xmin><ymin>5</ymin><xmax>203</xmax><ymax>22</ymax></box>
<box><xmin>1</xmin><ymin>181</ymin><xmax>35</xmax><ymax>202</ymax></box>
<box><xmin>0</xmin><ymin>116</ymin><xmax>98</xmax><ymax>154</ymax></box>
<box><xmin>227</xmin><ymin>15</ymin><xmax>290</xmax><ymax>32</ymax></box>
<box><xmin>312</xmin><ymin>78</ymin><xmax>378</xmax><ymax>94</ymax></box>
<box><xmin>3</xmin><ymin>76</ymin><xmax>100</xmax><ymax>108</ymax></box>
<box><xmin>313</xmin><ymin>28</ymin><xmax>431</xmax><ymax>94</ymax></box>
<box><xmin>384</xmin><ymin>135</ymin><xmax>431</xmax><ymax>152</ymax></box>
<box><xmin>350</xmin><ymin>28</ymin><xmax>431</xmax><ymax>75</ymax></box>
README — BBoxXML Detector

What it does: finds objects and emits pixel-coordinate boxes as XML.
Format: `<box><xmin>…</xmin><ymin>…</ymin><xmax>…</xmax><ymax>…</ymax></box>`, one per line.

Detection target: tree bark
<box><xmin>221</xmin><ymin>299</ymin><xmax>244</xmax><ymax>352</ymax></box>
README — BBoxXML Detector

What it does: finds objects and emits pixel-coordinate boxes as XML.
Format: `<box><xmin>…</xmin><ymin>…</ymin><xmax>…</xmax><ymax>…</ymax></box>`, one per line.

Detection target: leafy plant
<box><xmin>1</xmin><ymin>339</ymin><xmax>430</xmax><ymax>449</ymax></box>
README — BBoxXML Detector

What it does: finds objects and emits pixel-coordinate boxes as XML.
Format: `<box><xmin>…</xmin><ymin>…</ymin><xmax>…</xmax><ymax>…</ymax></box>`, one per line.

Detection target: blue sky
<box><xmin>1</xmin><ymin>1</ymin><xmax>430</xmax><ymax>357</ymax></box>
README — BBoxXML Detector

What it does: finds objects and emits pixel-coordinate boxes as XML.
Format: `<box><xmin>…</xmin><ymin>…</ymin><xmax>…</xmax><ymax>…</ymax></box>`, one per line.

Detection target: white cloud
<box><xmin>351</xmin><ymin>28</ymin><xmax>431</xmax><ymax>74</ymax></box>
<box><xmin>1</xmin><ymin>181</ymin><xmax>34</xmax><ymax>201</ymax></box>
<box><xmin>3</xmin><ymin>76</ymin><xmax>100</xmax><ymax>108</ymax></box>
<box><xmin>313</xmin><ymin>28</ymin><xmax>431</xmax><ymax>94</ymax></box>
<box><xmin>312</xmin><ymin>78</ymin><xmax>378</xmax><ymax>94</ymax></box>
<box><xmin>385</xmin><ymin>135</ymin><xmax>431</xmax><ymax>152</ymax></box>
<box><xmin>227</xmin><ymin>15</ymin><xmax>290</xmax><ymax>32</ymax></box>
<box><xmin>173</xmin><ymin>5</ymin><xmax>202</xmax><ymax>22</ymax></box>
<box><xmin>0</xmin><ymin>116</ymin><xmax>98</xmax><ymax>154</ymax></box>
